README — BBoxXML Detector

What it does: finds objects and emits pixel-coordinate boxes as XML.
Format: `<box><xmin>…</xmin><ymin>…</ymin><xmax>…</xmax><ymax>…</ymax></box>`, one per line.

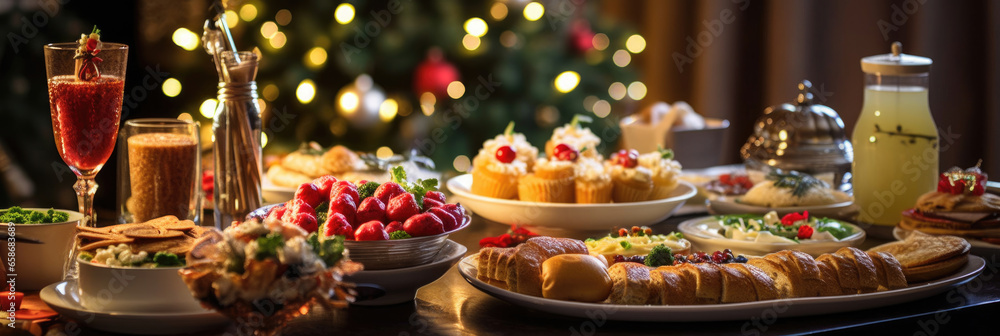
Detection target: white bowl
<box><xmin>3</xmin><ymin>208</ymin><xmax>82</xmax><ymax>290</ymax></box>
<box><xmin>343</xmin><ymin>216</ymin><xmax>470</xmax><ymax>270</ymax></box>
<box><xmin>77</xmin><ymin>261</ymin><xmax>204</xmax><ymax>313</ymax></box>
<box><xmin>707</xmin><ymin>195</ymin><xmax>858</xmax><ymax>220</ymax></box>
<box><xmin>677</xmin><ymin>215</ymin><xmax>866</xmax><ymax>257</ymax></box>
<box><xmin>345</xmin><ymin>239</ymin><xmax>467</xmax><ymax>305</ymax></box>
<box><xmin>447</xmin><ymin>174</ymin><xmax>696</xmax><ymax>230</ymax></box>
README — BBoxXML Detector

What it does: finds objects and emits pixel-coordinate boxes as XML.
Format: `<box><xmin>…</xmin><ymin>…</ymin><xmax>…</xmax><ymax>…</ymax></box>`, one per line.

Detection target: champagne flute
<box><xmin>44</xmin><ymin>38</ymin><xmax>127</xmax><ymax>279</ymax></box>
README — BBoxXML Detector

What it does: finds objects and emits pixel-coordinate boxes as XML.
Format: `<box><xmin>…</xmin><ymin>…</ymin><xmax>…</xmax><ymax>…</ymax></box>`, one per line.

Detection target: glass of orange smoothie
<box><xmin>117</xmin><ymin>119</ymin><xmax>202</xmax><ymax>224</ymax></box>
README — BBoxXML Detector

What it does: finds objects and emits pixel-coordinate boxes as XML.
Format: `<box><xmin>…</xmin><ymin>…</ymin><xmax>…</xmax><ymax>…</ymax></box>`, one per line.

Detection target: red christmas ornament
<box><xmin>413</xmin><ymin>48</ymin><xmax>460</xmax><ymax>100</ymax></box>
<box><xmin>569</xmin><ymin>20</ymin><xmax>595</xmax><ymax>54</ymax></box>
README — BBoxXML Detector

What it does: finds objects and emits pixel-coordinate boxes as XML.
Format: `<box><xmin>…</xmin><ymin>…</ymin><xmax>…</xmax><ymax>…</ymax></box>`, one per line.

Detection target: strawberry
<box><xmin>385</xmin><ymin>221</ymin><xmax>404</xmax><ymax>233</ymax></box>
<box><xmin>429</xmin><ymin>207</ymin><xmax>459</xmax><ymax>231</ymax></box>
<box><xmin>282</xmin><ymin>199</ymin><xmax>315</xmax><ymax>222</ymax></box>
<box><xmin>374</xmin><ymin>182</ymin><xmax>406</xmax><ymax>204</ymax></box>
<box><xmin>331</xmin><ymin>180</ymin><xmax>360</xmax><ymax>205</ymax></box>
<box><xmin>322</xmin><ymin>212</ymin><xmax>354</xmax><ymax>239</ymax></box>
<box><xmin>328</xmin><ymin>193</ymin><xmax>357</xmax><ymax>225</ymax></box>
<box><xmin>403</xmin><ymin>213</ymin><xmax>445</xmax><ymax>237</ymax></box>
<box><xmin>423</xmin><ymin>198</ymin><xmax>444</xmax><ymax>211</ymax></box>
<box><xmin>294</xmin><ymin>183</ymin><xmax>323</xmax><ymax>209</ymax></box>
<box><xmin>387</xmin><ymin>192</ymin><xmax>421</xmax><ymax>222</ymax></box>
<box><xmin>356</xmin><ymin>197</ymin><xmax>387</xmax><ymax>224</ymax></box>
<box><xmin>424</xmin><ymin>190</ymin><xmax>446</xmax><ymax>204</ymax></box>
<box><xmin>440</xmin><ymin>203</ymin><xmax>467</xmax><ymax>223</ymax></box>
<box><xmin>288</xmin><ymin>212</ymin><xmax>318</xmax><ymax>233</ymax></box>
<box><xmin>265</xmin><ymin>204</ymin><xmax>287</xmax><ymax>222</ymax></box>
<box><xmin>354</xmin><ymin>221</ymin><xmax>390</xmax><ymax>241</ymax></box>
<box><xmin>312</xmin><ymin>175</ymin><xmax>339</xmax><ymax>199</ymax></box>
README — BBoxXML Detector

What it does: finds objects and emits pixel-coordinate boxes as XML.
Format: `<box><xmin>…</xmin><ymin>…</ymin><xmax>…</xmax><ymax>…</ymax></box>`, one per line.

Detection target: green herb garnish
<box><xmin>657</xmin><ymin>146</ymin><xmax>674</xmax><ymax>160</ymax></box>
<box><xmin>152</xmin><ymin>252</ymin><xmax>185</xmax><ymax>267</ymax></box>
<box><xmin>766</xmin><ymin>170</ymin><xmax>825</xmax><ymax>197</ymax></box>
<box><xmin>620</xmin><ymin>241</ymin><xmax>632</xmax><ymax>249</ymax></box>
<box><xmin>254</xmin><ymin>232</ymin><xmax>285</xmax><ymax>260</ymax></box>
<box><xmin>644</xmin><ymin>244</ymin><xmax>674</xmax><ymax>267</ymax></box>
<box><xmin>389</xmin><ymin>230</ymin><xmax>412</xmax><ymax>240</ymax></box>
<box><xmin>0</xmin><ymin>207</ymin><xmax>70</xmax><ymax>224</ymax></box>
<box><xmin>307</xmin><ymin>232</ymin><xmax>346</xmax><ymax>267</ymax></box>
<box><xmin>358</xmin><ymin>181</ymin><xmax>381</xmax><ymax>201</ymax></box>
<box><xmin>391</xmin><ymin>166</ymin><xmax>439</xmax><ymax>205</ymax></box>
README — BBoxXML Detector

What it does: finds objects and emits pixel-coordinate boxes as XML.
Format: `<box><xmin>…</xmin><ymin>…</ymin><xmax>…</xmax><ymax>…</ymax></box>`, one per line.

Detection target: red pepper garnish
<box><xmin>797</xmin><ymin>225</ymin><xmax>814</xmax><ymax>239</ymax></box>
<box><xmin>780</xmin><ymin>211</ymin><xmax>809</xmax><ymax>226</ymax></box>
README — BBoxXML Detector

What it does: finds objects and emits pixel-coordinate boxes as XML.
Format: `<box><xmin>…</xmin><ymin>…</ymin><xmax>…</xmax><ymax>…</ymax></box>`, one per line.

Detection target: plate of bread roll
<box><xmin>460</xmin><ymin>235</ymin><xmax>983</xmax><ymax>321</ymax></box>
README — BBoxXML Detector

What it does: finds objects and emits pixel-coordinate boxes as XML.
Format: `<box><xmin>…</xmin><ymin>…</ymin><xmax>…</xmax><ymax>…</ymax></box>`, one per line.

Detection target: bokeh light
<box><xmin>335</xmin><ymin>4</ymin><xmax>355</xmax><ymax>24</ymax></box>
<box><xmin>276</xmin><ymin>9</ymin><xmax>292</xmax><ymax>26</ymax></box>
<box><xmin>464</xmin><ymin>17</ymin><xmax>488</xmax><ymax>37</ymax></box>
<box><xmin>200</xmin><ymin>99</ymin><xmax>218</xmax><ymax>119</ymax></box>
<box><xmin>260</xmin><ymin>21</ymin><xmax>278</xmax><ymax>38</ymax></box>
<box><xmin>296</xmin><ymin>79</ymin><xmax>316</xmax><ymax>104</ymax></box>
<box><xmin>490</xmin><ymin>3</ymin><xmax>508</xmax><ymax>20</ymax></box>
<box><xmin>162</xmin><ymin>78</ymin><xmax>182</xmax><ymax>97</ymax></box>
<box><xmin>379</xmin><ymin>98</ymin><xmax>398</xmax><ymax>122</ymax></box>
<box><xmin>554</xmin><ymin>71</ymin><xmax>580</xmax><ymax>93</ymax></box>
<box><xmin>613</xmin><ymin>49</ymin><xmax>631</xmax><ymax>67</ymax></box>
<box><xmin>447</xmin><ymin>81</ymin><xmax>466</xmax><ymax>99</ymax></box>
<box><xmin>627</xmin><ymin>81</ymin><xmax>647</xmax><ymax>100</ymax></box>
<box><xmin>608</xmin><ymin>82</ymin><xmax>627</xmax><ymax>100</ymax></box>
<box><xmin>626</xmin><ymin>34</ymin><xmax>646</xmax><ymax>53</ymax></box>
<box><xmin>593</xmin><ymin>100</ymin><xmax>611</xmax><ymax>118</ymax></box>
<box><xmin>592</xmin><ymin>33</ymin><xmax>610</xmax><ymax>51</ymax></box>
<box><xmin>239</xmin><ymin>4</ymin><xmax>257</xmax><ymax>21</ymax></box>
<box><xmin>462</xmin><ymin>34</ymin><xmax>481</xmax><ymax>50</ymax></box>
<box><xmin>524</xmin><ymin>2</ymin><xmax>544</xmax><ymax>21</ymax></box>
<box><xmin>172</xmin><ymin>28</ymin><xmax>199</xmax><ymax>51</ymax></box>
<box><xmin>269</xmin><ymin>32</ymin><xmax>287</xmax><ymax>48</ymax></box>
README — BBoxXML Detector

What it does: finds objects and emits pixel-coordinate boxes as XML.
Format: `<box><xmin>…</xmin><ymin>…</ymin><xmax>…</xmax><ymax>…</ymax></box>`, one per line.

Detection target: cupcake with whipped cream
<box><xmin>575</xmin><ymin>158</ymin><xmax>613</xmax><ymax>203</ymax></box>
<box><xmin>474</xmin><ymin>122</ymin><xmax>539</xmax><ymax>172</ymax></box>
<box><xmin>638</xmin><ymin>147</ymin><xmax>683</xmax><ymax>200</ymax></box>
<box><xmin>471</xmin><ymin>123</ymin><xmax>537</xmax><ymax>199</ymax></box>
<box><xmin>517</xmin><ymin>148</ymin><xmax>577</xmax><ymax>203</ymax></box>
<box><xmin>546</xmin><ymin>115</ymin><xmax>602</xmax><ymax>160</ymax></box>
<box><xmin>607</xmin><ymin>149</ymin><xmax>653</xmax><ymax>202</ymax></box>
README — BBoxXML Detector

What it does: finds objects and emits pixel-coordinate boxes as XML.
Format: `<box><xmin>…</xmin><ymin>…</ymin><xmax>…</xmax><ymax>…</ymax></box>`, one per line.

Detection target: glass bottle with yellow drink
<box><xmin>852</xmin><ymin>42</ymin><xmax>938</xmax><ymax>238</ymax></box>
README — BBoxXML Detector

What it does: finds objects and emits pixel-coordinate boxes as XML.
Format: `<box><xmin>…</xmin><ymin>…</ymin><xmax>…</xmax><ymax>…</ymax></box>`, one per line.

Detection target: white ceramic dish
<box><xmin>458</xmin><ymin>254</ymin><xmax>985</xmax><ymax>322</ymax></box>
<box><xmin>707</xmin><ymin>195</ymin><xmax>858</xmax><ymax>220</ymax></box>
<box><xmin>4</xmin><ymin>208</ymin><xmax>82</xmax><ymax>290</ymax></box>
<box><xmin>447</xmin><ymin>174</ymin><xmax>696</xmax><ymax>230</ymax></box>
<box><xmin>677</xmin><ymin>216</ymin><xmax>866</xmax><ymax>257</ymax></box>
<box><xmin>345</xmin><ymin>239</ymin><xmax>467</xmax><ymax>306</ymax></box>
<box><xmin>262</xmin><ymin>178</ymin><xmax>296</xmax><ymax>204</ymax></box>
<box><xmin>40</xmin><ymin>280</ymin><xmax>228</xmax><ymax>335</ymax></box>
<box><xmin>77</xmin><ymin>260</ymin><xmax>205</xmax><ymax>313</ymax></box>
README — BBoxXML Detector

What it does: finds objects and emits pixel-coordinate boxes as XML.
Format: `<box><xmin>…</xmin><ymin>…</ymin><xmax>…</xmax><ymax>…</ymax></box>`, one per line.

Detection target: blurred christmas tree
<box><xmin>203</xmin><ymin>0</ymin><xmax>642</xmax><ymax>170</ymax></box>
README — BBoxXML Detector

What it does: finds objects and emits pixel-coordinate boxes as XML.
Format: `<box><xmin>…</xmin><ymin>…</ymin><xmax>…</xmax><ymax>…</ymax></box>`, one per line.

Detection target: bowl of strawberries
<box><xmin>248</xmin><ymin>166</ymin><xmax>469</xmax><ymax>270</ymax></box>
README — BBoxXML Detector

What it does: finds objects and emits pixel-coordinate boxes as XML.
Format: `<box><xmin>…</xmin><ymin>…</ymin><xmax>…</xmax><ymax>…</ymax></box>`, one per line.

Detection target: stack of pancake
<box><xmin>869</xmin><ymin>230</ymin><xmax>971</xmax><ymax>282</ymax></box>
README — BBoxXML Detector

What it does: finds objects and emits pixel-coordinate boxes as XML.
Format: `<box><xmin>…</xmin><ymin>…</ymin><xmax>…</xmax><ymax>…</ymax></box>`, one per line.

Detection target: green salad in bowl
<box><xmin>714</xmin><ymin>211</ymin><xmax>856</xmax><ymax>243</ymax></box>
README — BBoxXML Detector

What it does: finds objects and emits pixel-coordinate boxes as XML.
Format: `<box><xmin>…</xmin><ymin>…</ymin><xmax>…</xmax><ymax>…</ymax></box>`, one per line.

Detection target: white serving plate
<box><xmin>447</xmin><ymin>174</ymin><xmax>696</xmax><ymax>230</ymax></box>
<box><xmin>707</xmin><ymin>195</ymin><xmax>858</xmax><ymax>220</ymax></box>
<box><xmin>40</xmin><ymin>280</ymin><xmax>228</xmax><ymax>335</ymax></box>
<box><xmin>262</xmin><ymin>178</ymin><xmax>297</xmax><ymax>204</ymax></box>
<box><xmin>458</xmin><ymin>254</ymin><xmax>985</xmax><ymax>322</ymax></box>
<box><xmin>345</xmin><ymin>239</ymin><xmax>467</xmax><ymax>306</ymax></box>
<box><xmin>677</xmin><ymin>216</ymin><xmax>866</xmax><ymax>257</ymax></box>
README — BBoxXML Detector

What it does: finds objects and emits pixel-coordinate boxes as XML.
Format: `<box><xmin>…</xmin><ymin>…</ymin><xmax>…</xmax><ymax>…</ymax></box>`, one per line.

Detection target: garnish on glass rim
<box><xmin>766</xmin><ymin>170</ymin><xmax>826</xmax><ymax>197</ymax></box>
<box><xmin>74</xmin><ymin>26</ymin><xmax>103</xmax><ymax>82</ymax></box>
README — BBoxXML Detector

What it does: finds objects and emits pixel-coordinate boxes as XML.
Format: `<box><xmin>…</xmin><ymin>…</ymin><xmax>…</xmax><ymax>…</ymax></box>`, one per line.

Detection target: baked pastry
<box><xmin>476</xmin><ymin>237</ymin><xmax>588</xmax><ymax>297</ymax></box>
<box><xmin>265</xmin><ymin>144</ymin><xmax>365</xmax><ymax>187</ymax></box>
<box><xmin>518</xmin><ymin>157</ymin><xmax>576</xmax><ymax>203</ymax></box>
<box><xmin>869</xmin><ymin>230</ymin><xmax>970</xmax><ymax>282</ymax></box>
<box><xmin>899</xmin><ymin>166</ymin><xmax>1000</xmax><ymax>238</ymax></box>
<box><xmin>471</xmin><ymin>123</ymin><xmax>536</xmax><ymax>199</ymax></box>
<box><xmin>545</xmin><ymin>116</ymin><xmax>602</xmax><ymax>160</ymax></box>
<box><xmin>607</xmin><ymin>149</ymin><xmax>653</xmax><ymax>202</ymax></box>
<box><xmin>637</xmin><ymin>148</ymin><xmax>682</xmax><ymax>200</ymax></box>
<box><xmin>541</xmin><ymin>254</ymin><xmax>612</xmax><ymax>302</ymax></box>
<box><xmin>574</xmin><ymin>158</ymin><xmax>613</xmax><ymax>203</ymax></box>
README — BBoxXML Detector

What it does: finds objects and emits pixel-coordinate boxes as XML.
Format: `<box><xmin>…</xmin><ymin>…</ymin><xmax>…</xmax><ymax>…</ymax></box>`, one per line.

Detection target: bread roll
<box><xmin>607</xmin><ymin>262</ymin><xmax>653</xmax><ymax>305</ymax></box>
<box><xmin>541</xmin><ymin>254</ymin><xmax>612</xmax><ymax>302</ymax></box>
<box><xmin>836</xmin><ymin>247</ymin><xmax>879</xmax><ymax>293</ymax></box>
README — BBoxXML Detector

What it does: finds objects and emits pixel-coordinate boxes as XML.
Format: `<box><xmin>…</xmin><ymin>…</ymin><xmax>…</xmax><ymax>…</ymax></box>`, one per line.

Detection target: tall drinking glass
<box><xmin>117</xmin><ymin>119</ymin><xmax>202</xmax><ymax>224</ymax></box>
<box><xmin>44</xmin><ymin>42</ymin><xmax>127</xmax><ymax>279</ymax></box>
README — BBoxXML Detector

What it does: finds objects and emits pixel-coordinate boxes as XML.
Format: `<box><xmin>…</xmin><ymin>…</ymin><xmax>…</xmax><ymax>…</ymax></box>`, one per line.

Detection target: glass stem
<box><xmin>65</xmin><ymin>176</ymin><xmax>96</xmax><ymax>281</ymax></box>
<box><xmin>74</xmin><ymin>176</ymin><xmax>98</xmax><ymax>227</ymax></box>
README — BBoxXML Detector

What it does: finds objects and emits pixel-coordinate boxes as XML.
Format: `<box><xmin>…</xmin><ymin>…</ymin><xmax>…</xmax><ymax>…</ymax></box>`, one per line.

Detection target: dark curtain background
<box><xmin>606</xmin><ymin>0</ymin><xmax>1000</xmax><ymax>176</ymax></box>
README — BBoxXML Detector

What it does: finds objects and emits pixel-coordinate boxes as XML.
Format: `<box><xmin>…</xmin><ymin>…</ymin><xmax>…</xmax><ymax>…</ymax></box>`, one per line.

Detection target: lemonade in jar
<box><xmin>852</xmin><ymin>42</ymin><xmax>938</xmax><ymax>238</ymax></box>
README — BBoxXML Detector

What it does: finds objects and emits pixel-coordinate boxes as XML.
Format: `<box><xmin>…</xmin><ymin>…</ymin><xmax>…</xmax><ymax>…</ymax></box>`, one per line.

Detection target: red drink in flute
<box><xmin>44</xmin><ymin>26</ymin><xmax>127</xmax><ymax>280</ymax></box>
<box><xmin>48</xmin><ymin>75</ymin><xmax>124</xmax><ymax>174</ymax></box>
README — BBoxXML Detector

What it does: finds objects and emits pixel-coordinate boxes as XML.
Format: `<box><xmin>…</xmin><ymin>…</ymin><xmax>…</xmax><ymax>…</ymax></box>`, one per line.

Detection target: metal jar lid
<box><xmin>740</xmin><ymin>80</ymin><xmax>854</xmax><ymax>190</ymax></box>
<box><xmin>861</xmin><ymin>42</ymin><xmax>932</xmax><ymax>75</ymax></box>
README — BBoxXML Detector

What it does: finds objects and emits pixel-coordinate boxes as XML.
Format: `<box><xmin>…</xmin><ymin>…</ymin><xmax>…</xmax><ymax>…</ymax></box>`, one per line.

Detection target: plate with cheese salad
<box><xmin>678</xmin><ymin>211</ymin><xmax>865</xmax><ymax>257</ymax></box>
<box><xmin>584</xmin><ymin>226</ymin><xmax>691</xmax><ymax>264</ymax></box>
